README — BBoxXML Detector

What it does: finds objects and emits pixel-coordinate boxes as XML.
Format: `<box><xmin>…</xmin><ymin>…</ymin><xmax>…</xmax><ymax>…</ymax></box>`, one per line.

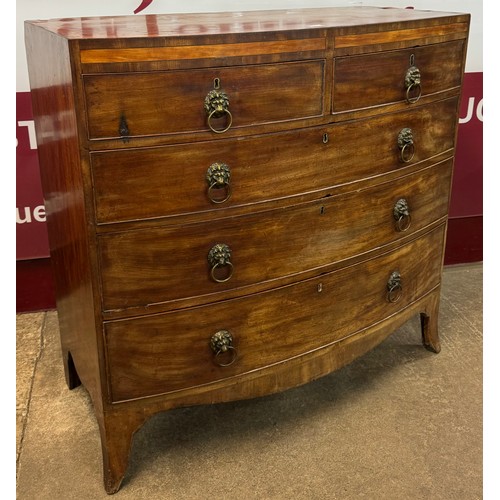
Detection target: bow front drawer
<box><xmin>104</xmin><ymin>224</ymin><xmax>445</xmax><ymax>402</ymax></box>
<box><xmin>333</xmin><ymin>39</ymin><xmax>465</xmax><ymax>112</ymax></box>
<box><xmin>98</xmin><ymin>160</ymin><xmax>452</xmax><ymax>312</ymax></box>
<box><xmin>83</xmin><ymin>60</ymin><xmax>325</xmax><ymax>140</ymax></box>
<box><xmin>91</xmin><ymin>97</ymin><xmax>457</xmax><ymax>224</ymax></box>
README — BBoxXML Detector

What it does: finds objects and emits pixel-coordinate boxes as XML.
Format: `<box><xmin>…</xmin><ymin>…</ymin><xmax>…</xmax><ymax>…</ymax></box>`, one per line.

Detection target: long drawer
<box><xmin>333</xmin><ymin>39</ymin><xmax>465</xmax><ymax>112</ymax></box>
<box><xmin>91</xmin><ymin>97</ymin><xmax>458</xmax><ymax>224</ymax></box>
<box><xmin>84</xmin><ymin>60</ymin><xmax>325</xmax><ymax>140</ymax></box>
<box><xmin>98</xmin><ymin>160</ymin><xmax>452</xmax><ymax>311</ymax></box>
<box><xmin>104</xmin><ymin>224</ymin><xmax>445</xmax><ymax>402</ymax></box>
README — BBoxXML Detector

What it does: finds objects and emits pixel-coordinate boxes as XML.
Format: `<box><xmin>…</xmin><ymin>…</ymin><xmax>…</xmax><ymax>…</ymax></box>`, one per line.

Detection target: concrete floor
<box><xmin>16</xmin><ymin>263</ymin><xmax>482</xmax><ymax>499</ymax></box>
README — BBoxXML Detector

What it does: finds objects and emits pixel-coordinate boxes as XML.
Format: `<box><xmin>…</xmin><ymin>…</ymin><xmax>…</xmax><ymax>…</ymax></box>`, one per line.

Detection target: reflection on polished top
<box><xmin>27</xmin><ymin>6</ymin><xmax>463</xmax><ymax>39</ymax></box>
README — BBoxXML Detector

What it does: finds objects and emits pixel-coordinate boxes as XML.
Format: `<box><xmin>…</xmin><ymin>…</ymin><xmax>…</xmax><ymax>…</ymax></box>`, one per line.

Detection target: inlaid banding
<box><xmin>80</xmin><ymin>37</ymin><xmax>326</xmax><ymax>63</ymax></box>
<box><xmin>335</xmin><ymin>22</ymin><xmax>468</xmax><ymax>48</ymax></box>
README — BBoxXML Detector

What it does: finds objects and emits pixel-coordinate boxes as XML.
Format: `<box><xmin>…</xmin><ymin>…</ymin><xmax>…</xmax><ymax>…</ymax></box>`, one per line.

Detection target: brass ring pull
<box><xmin>210</xmin><ymin>330</ymin><xmax>238</xmax><ymax>367</ymax></box>
<box><xmin>400</xmin><ymin>142</ymin><xmax>415</xmax><ymax>163</ymax></box>
<box><xmin>405</xmin><ymin>65</ymin><xmax>422</xmax><ymax>104</ymax></box>
<box><xmin>210</xmin><ymin>261</ymin><xmax>234</xmax><ymax>283</ymax></box>
<box><xmin>208</xmin><ymin>243</ymin><xmax>234</xmax><ymax>283</ymax></box>
<box><xmin>396</xmin><ymin>213</ymin><xmax>412</xmax><ymax>232</ymax></box>
<box><xmin>393</xmin><ymin>198</ymin><xmax>412</xmax><ymax>232</ymax></box>
<box><xmin>387</xmin><ymin>271</ymin><xmax>403</xmax><ymax>303</ymax></box>
<box><xmin>214</xmin><ymin>345</ymin><xmax>237</xmax><ymax>366</ymax></box>
<box><xmin>207</xmin><ymin>108</ymin><xmax>233</xmax><ymax>134</ymax></box>
<box><xmin>205</xmin><ymin>89</ymin><xmax>232</xmax><ymax>134</ymax></box>
<box><xmin>206</xmin><ymin>162</ymin><xmax>232</xmax><ymax>204</ymax></box>
<box><xmin>406</xmin><ymin>82</ymin><xmax>422</xmax><ymax>104</ymax></box>
<box><xmin>397</xmin><ymin>128</ymin><xmax>415</xmax><ymax>163</ymax></box>
<box><xmin>208</xmin><ymin>181</ymin><xmax>232</xmax><ymax>203</ymax></box>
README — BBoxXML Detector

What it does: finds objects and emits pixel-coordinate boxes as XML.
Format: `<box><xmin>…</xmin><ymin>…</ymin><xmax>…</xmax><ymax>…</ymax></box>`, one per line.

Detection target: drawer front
<box><xmin>333</xmin><ymin>40</ymin><xmax>465</xmax><ymax>112</ymax></box>
<box><xmin>99</xmin><ymin>160</ymin><xmax>452</xmax><ymax>311</ymax></box>
<box><xmin>105</xmin><ymin>225</ymin><xmax>445</xmax><ymax>402</ymax></box>
<box><xmin>84</xmin><ymin>60</ymin><xmax>325</xmax><ymax>140</ymax></box>
<box><xmin>92</xmin><ymin>97</ymin><xmax>458</xmax><ymax>224</ymax></box>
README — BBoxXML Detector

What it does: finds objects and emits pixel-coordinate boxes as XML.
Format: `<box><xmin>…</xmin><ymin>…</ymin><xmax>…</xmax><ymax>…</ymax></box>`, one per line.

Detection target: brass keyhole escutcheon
<box><xmin>118</xmin><ymin>115</ymin><xmax>129</xmax><ymax>143</ymax></box>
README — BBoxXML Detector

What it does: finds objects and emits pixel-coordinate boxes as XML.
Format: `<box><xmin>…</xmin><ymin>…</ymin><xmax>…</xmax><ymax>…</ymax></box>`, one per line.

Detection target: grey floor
<box><xmin>16</xmin><ymin>263</ymin><xmax>482</xmax><ymax>499</ymax></box>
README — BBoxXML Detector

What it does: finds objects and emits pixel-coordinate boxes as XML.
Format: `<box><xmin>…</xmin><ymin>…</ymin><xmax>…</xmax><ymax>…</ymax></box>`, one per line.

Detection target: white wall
<box><xmin>16</xmin><ymin>0</ymin><xmax>482</xmax><ymax>92</ymax></box>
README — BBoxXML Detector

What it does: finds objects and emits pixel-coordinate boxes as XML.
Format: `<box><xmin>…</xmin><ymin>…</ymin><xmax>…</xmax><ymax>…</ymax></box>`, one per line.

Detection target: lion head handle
<box><xmin>405</xmin><ymin>66</ymin><xmax>421</xmax><ymax>88</ymax></box>
<box><xmin>208</xmin><ymin>243</ymin><xmax>232</xmax><ymax>267</ymax></box>
<box><xmin>204</xmin><ymin>90</ymin><xmax>230</xmax><ymax>117</ymax></box>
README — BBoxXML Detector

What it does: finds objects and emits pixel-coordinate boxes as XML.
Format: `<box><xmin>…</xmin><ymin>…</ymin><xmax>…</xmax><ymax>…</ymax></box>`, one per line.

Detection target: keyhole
<box><xmin>320</xmin><ymin>206</ymin><xmax>326</xmax><ymax>215</ymax></box>
<box><xmin>214</xmin><ymin>77</ymin><xmax>221</xmax><ymax>89</ymax></box>
<box><xmin>409</xmin><ymin>54</ymin><xmax>415</xmax><ymax>66</ymax></box>
<box><xmin>322</xmin><ymin>133</ymin><xmax>329</xmax><ymax>144</ymax></box>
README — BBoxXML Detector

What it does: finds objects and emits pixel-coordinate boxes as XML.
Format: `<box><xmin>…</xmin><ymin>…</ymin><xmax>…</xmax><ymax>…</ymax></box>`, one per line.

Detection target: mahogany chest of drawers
<box><xmin>25</xmin><ymin>7</ymin><xmax>470</xmax><ymax>493</ymax></box>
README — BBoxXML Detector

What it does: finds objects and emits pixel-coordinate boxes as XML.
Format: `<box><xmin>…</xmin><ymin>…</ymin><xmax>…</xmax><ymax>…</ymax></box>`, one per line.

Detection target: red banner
<box><xmin>450</xmin><ymin>72</ymin><xmax>483</xmax><ymax>218</ymax></box>
<box><xmin>16</xmin><ymin>92</ymin><xmax>50</xmax><ymax>260</ymax></box>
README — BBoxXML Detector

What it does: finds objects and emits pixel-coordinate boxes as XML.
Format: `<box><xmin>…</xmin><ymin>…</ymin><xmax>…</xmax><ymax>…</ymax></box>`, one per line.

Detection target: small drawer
<box><xmin>83</xmin><ymin>60</ymin><xmax>325</xmax><ymax>140</ymax></box>
<box><xmin>333</xmin><ymin>39</ymin><xmax>465</xmax><ymax>112</ymax></box>
<box><xmin>98</xmin><ymin>160</ymin><xmax>452</xmax><ymax>312</ymax></box>
<box><xmin>91</xmin><ymin>97</ymin><xmax>458</xmax><ymax>224</ymax></box>
<box><xmin>104</xmin><ymin>224</ymin><xmax>445</xmax><ymax>402</ymax></box>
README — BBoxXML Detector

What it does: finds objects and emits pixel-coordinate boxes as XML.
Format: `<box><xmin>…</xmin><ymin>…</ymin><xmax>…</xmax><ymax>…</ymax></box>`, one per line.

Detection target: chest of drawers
<box><xmin>25</xmin><ymin>7</ymin><xmax>470</xmax><ymax>493</ymax></box>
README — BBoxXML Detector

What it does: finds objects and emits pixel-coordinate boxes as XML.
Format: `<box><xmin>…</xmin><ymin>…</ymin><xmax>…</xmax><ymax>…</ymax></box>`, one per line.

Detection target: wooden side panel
<box><xmin>24</xmin><ymin>24</ymin><xmax>105</xmax><ymax>411</ymax></box>
<box><xmin>104</xmin><ymin>225</ymin><xmax>445</xmax><ymax>402</ymax></box>
<box><xmin>98</xmin><ymin>161</ymin><xmax>452</xmax><ymax>311</ymax></box>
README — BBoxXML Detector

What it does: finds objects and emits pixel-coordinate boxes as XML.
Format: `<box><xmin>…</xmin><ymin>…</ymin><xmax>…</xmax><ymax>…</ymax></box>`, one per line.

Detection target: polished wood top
<box><xmin>25</xmin><ymin>6</ymin><xmax>468</xmax><ymax>39</ymax></box>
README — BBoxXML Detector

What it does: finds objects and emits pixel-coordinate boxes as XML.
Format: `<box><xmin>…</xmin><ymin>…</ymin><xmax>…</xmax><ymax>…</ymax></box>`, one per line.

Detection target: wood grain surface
<box><xmin>98</xmin><ymin>160</ymin><xmax>452</xmax><ymax>312</ymax></box>
<box><xmin>84</xmin><ymin>60</ymin><xmax>325</xmax><ymax>139</ymax></box>
<box><xmin>333</xmin><ymin>39</ymin><xmax>465</xmax><ymax>112</ymax></box>
<box><xmin>91</xmin><ymin>98</ymin><xmax>458</xmax><ymax>224</ymax></box>
<box><xmin>24</xmin><ymin>7</ymin><xmax>469</xmax><ymax>493</ymax></box>
<box><xmin>105</xmin><ymin>225</ymin><xmax>445</xmax><ymax>402</ymax></box>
